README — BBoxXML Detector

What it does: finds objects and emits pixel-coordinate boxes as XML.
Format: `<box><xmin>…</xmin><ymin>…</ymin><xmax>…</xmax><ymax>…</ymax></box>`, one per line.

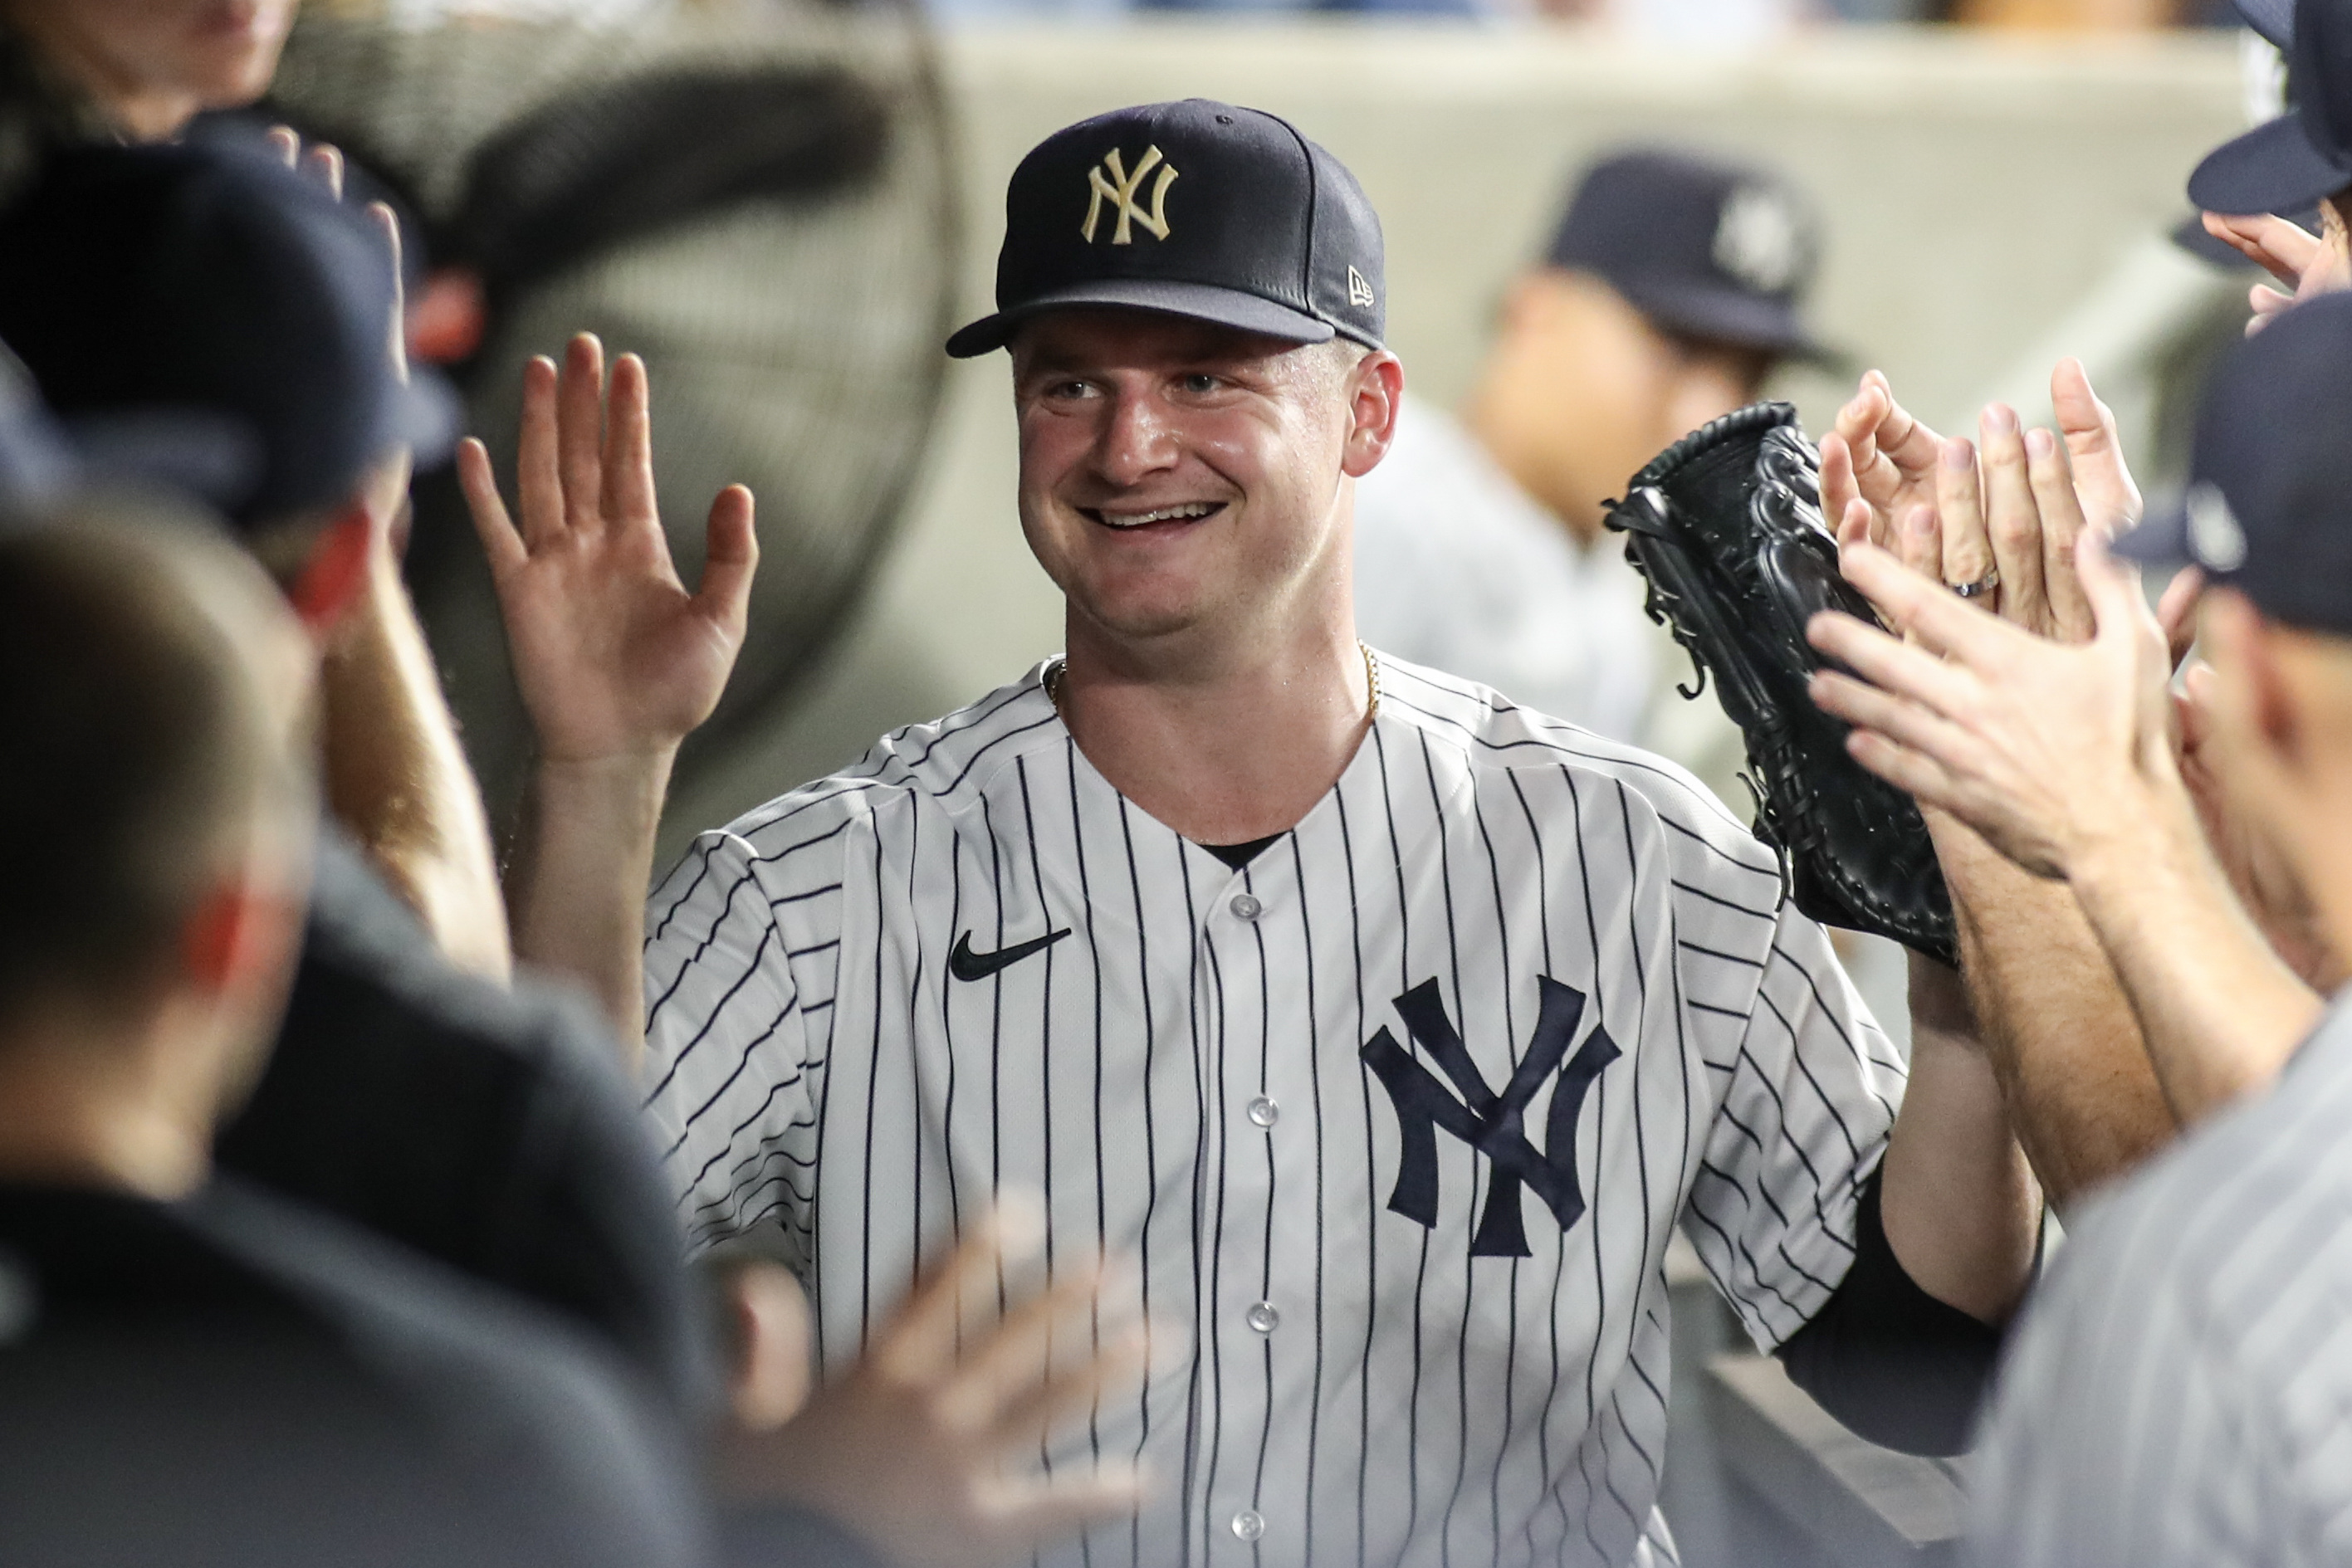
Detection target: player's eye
<box><xmin>1177</xmin><ymin>373</ymin><xmax>1222</xmax><ymax>395</ymax></box>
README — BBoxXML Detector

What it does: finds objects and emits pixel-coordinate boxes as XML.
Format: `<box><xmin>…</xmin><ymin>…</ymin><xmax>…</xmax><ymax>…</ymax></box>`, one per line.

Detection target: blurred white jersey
<box><xmin>642</xmin><ymin>655</ymin><xmax>1904</xmax><ymax>1568</ymax></box>
<box><xmin>1973</xmin><ymin>997</ymin><xmax>2352</xmax><ymax>1568</ymax></box>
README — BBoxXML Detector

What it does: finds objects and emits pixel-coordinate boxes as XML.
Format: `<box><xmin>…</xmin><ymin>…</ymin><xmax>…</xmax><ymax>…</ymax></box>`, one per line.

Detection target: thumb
<box><xmin>2076</xmin><ymin>525</ymin><xmax>2140</xmax><ymax>643</ymax></box>
<box><xmin>694</xmin><ymin>484</ymin><xmax>759</xmax><ymax>630</ymax></box>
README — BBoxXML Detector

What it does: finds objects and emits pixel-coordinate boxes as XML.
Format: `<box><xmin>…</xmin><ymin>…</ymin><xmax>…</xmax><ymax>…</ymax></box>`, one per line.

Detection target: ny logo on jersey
<box><xmin>1081</xmin><ymin>145</ymin><xmax>1177</xmax><ymax>245</ymax></box>
<box><xmin>1361</xmin><ymin>976</ymin><xmax>1621</xmax><ymax>1258</ymax></box>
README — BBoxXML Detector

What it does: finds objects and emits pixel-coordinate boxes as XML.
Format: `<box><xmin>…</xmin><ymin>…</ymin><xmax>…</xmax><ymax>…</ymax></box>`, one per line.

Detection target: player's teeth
<box><xmin>1103</xmin><ymin>502</ymin><xmax>1214</xmax><ymax>526</ymax></box>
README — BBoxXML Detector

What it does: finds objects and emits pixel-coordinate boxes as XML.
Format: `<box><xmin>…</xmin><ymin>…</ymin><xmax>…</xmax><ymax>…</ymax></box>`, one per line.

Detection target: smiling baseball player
<box><xmin>639</xmin><ymin>100</ymin><xmax>2039</xmax><ymax>1568</ymax></box>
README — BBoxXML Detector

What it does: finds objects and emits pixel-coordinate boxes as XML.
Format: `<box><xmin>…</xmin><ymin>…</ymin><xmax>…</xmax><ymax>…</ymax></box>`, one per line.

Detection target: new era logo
<box><xmin>1081</xmin><ymin>145</ymin><xmax>1176</xmax><ymax>246</ymax></box>
<box><xmin>1347</xmin><ymin>266</ymin><xmax>1376</xmax><ymax>310</ymax></box>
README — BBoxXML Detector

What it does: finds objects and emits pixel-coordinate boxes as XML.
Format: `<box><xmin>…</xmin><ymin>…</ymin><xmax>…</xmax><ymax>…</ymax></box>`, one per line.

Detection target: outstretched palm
<box><xmin>459</xmin><ymin>334</ymin><xmax>757</xmax><ymax>764</ymax></box>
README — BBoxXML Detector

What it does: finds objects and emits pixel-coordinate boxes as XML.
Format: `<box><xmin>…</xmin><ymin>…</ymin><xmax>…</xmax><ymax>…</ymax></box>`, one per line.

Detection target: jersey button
<box><xmin>1245</xmin><ymin>1301</ymin><xmax>1280</xmax><ymax>1334</ymax></box>
<box><xmin>1245</xmin><ymin>1096</ymin><xmax>1279</xmax><ymax>1128</ymax></box>
<box><xmin>1230</xmin><ymin>1509</ymin><xmax>1266</xmax><ymax>1542</ymax></box>
<box><xmin>1229</xmin><ymin>892</ymin><xmax>1263</xmax><ymax>921</ymax></box>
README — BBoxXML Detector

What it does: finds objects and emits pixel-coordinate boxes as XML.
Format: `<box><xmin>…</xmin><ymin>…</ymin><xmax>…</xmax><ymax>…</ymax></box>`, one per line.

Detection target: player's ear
<box><xmin>1340</xmin><ymin>349</ymin><xmax>1405</xmax><ymax>479</ymax></box>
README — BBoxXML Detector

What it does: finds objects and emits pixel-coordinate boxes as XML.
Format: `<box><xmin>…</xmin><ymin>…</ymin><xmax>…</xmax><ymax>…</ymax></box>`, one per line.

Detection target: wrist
<box><xmin>532</xmin><ymin>746</ymin><xmax>677</xmax><ymax>812</ymax></box>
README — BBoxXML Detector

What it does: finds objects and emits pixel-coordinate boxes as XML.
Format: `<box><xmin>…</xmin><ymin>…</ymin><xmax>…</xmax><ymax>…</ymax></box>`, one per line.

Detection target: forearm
<box><xmin>1879</xmin><ymin>954</ymin><xmax>2041</xmax><ymax>1325</ymax></box>
<box><xmin>1929</xmin><ymin>812</ymin><xmax>2174</xmax><ymax>1209</ymax></box>
<box><xmin>321</xmin><ymin>547</ymin><xmax>512</xmax><ymax>978</ymax></box>
<box><xmin>2071</xmin><ymin>800</ymin><xmax>2322</xmax><ymax>1121</ymax></box>
<box><xmin>508</xmin><ymin>750</ymin><xmax>673</xmax><ymax>1062</ymax></box>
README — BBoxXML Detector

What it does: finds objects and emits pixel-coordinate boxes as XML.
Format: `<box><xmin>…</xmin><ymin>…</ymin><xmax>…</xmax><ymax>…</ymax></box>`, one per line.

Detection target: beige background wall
<box><xmin>664</xmin><ymin>21</ymin><xmax>2244</xmax><ymax>855</ymax></box>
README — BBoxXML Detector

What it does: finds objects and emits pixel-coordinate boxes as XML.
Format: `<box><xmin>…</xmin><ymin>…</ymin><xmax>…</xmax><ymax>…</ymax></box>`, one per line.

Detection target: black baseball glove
<box><xmin>1605</xmin><ymin>402</ymin><xmax>1958</xmax><ymax>969</ymax></box>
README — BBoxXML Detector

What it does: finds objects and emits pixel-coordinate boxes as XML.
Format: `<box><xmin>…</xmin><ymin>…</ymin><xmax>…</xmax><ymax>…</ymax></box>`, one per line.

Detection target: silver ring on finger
<box><xmin>1950</xmin><ymin>568</ymin><xmax>2001</xmax><ymax>600</ymax></box>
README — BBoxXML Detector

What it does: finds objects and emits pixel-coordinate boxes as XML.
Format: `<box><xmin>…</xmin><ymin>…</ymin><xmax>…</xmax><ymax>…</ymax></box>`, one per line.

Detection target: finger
<box><xmin>2248</xmin><ymin>285</ymin><xmax>2294</xmax><ymax>333</ymax></box>
<box><xmin>2024</xmin><ymin>426</ymin><xmax>2095</xmax><ymax>642</ymax></box>
<box><xmin>516</xmin><ymin>354</ymin><xmax>565</xmax><ymax>549</ymax></box>
<box><xmin>2050</xmin><ymin>357</ymin><xmax>2141</xmax><ymax>532</ymax></box>
<box><xmin>1820</xmin><ymin>432</ymin><xmax>1864</xmax><ymax>545</ymax></box>
<box><xmin>696</xmin><ymin>486</ymin><xmax>760</xmax><ymax>631</ymax></box>
<box><xmin>603</xmin><ymin>352</ymin><xmax>659</xmax><ymax>530</ymax></box>
<box><xmin>1833</xmin><ymin>542</ymin><xmax>2021</xmax><ymax>667</ymax></box>
<box><xmin>2203</xmin><ymin>211</ymin><xmax>2320</xmax><ymax>290</ymax></box>
<box><xmin>1896</xmin><ymin>501</ymin><xmax>1941</xmax><ymax>583</ymax></box>
<box><xmin>457</xmin><ymin>437</ymin><xmax>528</xmax><ymax>575</ymax></box>
<box><xmin>1808</xmin><ymin>607</ymin><xmax>1980</xmax><ymax>713</ymax></box>
<box><xmin>302</xmin><ymin>141</ymin><xmax>344</xmax><ymax>201</ymax></box>
<box><xmin>1934</xmin><ymin>434</ymin><xmax>1993</xmax><ymax>590</ymax></box>
<box><xmin>976</xmin><ymin>1462</ymin><xmax>1151</xmax><ymax>1543</ymax></box>
<box><xmin>1862</xmin><ymin>374</ymin><xmax>1943</xmax><ymax>500</ymax></box>
<box><xmin>1810</xmin><ymin>668</ymin><xmax>1984</xmax><ymax>766</ymax></box>
<box><xmin>1844</xmin><ymin>728</ymin><xmax>1973</xmax><ymax>822</ymax></box>
<box><xmin>983</xmin><ymin>1322</ymin><xmax>1149</xmax><ymax>1452</ymax></box>
<box><xmin>2155</xmin><ymin>566</ymin><xmax>2206</xmax><ymax>668</ymax></box>
<box><xmin>556</xmin><ymin>333</ymin><xmax>608</xmax><ymax>533</ymax></box>
<box><xmin>2077</xmin><ymin>526</ymin><xmax>2155</xmax><ymax>654</ymax></box>
<box><xmin>366</xmin><ymin>203</ymin><xmax>411</xmax><ymax>383</ymax></box>
<box><xmin>936</xmin><ymin>1262</ymin><xmax>1134</xmax><ymax>1432</ymax></box>
<box><xmin>873</xmin><ymin>1195</ymin><xmax>1047</xmax><ymax>1388</ymax></box>
<box><xmin>1833</xmin><ymin>494</ymin><xmax>1872</xmax><ymax>553</ymax></box>
<box><xmin>1977</xmin><ymin>404</ymin><xmax>2048</xmax><ymax>631</ymax></box>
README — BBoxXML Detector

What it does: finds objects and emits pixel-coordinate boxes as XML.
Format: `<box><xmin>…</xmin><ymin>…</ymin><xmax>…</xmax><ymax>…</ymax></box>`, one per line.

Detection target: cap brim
<box><xmin>946</xmin><ymin>279</ymin><xmax>1340</xmax><ymax>359</ymax></box>
<box><xmin>2188</xmin><ymin>115</ymin><xmax>2352</xmax><ymax>220</ymax></box>
<box><xmin>2112</xmin><ymin>498</ymin><xmax>2193</xmax><ymax>569</ymax></box>
<box><xmin>1615</xmin><ymin>279</ymin><xmax>1843</xmax><ymax>369</ymax></box>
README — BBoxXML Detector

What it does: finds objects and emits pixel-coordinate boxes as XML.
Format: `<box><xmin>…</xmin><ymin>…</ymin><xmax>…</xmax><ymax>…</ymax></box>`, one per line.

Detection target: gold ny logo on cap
<box><xmin>1082</xmin><ymin>145</ymin><xmax>1177</xmax><ymax>245</ymax></box>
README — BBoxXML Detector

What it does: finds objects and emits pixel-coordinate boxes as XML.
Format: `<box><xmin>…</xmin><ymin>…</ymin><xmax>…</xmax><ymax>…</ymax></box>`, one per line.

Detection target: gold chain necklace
<box><xmin>1046</xmin><ymin>642</ymin><xmax>1381</xmax><ymax>721</ymax></box>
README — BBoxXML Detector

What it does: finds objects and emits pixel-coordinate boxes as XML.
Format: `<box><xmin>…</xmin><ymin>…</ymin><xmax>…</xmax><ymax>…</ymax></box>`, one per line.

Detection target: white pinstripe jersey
<box><xmin>643</xmin><ymin>654</ymin><xmax>1905</xmax><ymax>1568</ymax></box>
<box><xmin>1970</xmin><ymin>994</ymin><xmax>2352</xmax><ymax>1568</ymax></box>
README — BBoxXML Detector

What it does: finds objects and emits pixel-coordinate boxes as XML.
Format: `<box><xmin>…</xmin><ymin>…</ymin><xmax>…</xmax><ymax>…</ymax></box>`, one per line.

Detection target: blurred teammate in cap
<box><xmin>0</xmin><ymin>508</ymin><xmax>712</xmax><ymax>1568</ymax></box>
<box><xmin>0</xmin><ymin>130</ymin><xmax>733</xmax><ymax>1417</ymax></box>
<box><xmin>505</xmin><ymin>97</ymin><xmax>2042</xmax><ymax>1568</ymax></box>
<box><xmin>1811</xmin><ymin>291</ymin><xmax>2352</xmax><ymax>1568</ymax></box>
<box><xmin>1352</xmin><ymin>148</ymin><xmax>1831</xmax><ymax>796</ymax></box>
<box><xmin>2189</xmin><ymin>0</ymin><xmax>2352</xmax><ymax>328</ymax></box>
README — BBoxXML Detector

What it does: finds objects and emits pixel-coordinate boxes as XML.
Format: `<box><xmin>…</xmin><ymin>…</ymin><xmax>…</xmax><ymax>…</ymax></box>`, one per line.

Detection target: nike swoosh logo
<box><xmin>950</xmin><ymin>927</ymin><xmax>1072</xmax><ymax>982</ymax></box>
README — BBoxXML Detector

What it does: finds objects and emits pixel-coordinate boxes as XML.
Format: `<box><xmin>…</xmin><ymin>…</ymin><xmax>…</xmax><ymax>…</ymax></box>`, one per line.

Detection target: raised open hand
<box><xmin>719</xmin><ymin>1199</ymin><xmax>1152</xmax><ymax>1568</ymax></box>
<box><xmin>458</xmin><ymin>333</ymin><xmax>756</xmax><ymax>764</ymax></box>
<box><xmin>1805</xmin><ymin>531</ymin><xmax>2176</xmax><ymax>880</ymax></box>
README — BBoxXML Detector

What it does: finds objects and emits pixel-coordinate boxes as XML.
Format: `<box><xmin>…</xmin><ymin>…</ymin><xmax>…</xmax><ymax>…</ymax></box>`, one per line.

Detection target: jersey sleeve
<box><xmin>641</xmin><ymin>829</ymin><xmax>820</xmax><ymax>1260</ymax></box>
<box><xmin>1680</xmin><ymin>902</ymin><xmax>1907</xmax><ymax>1352</ymax></box>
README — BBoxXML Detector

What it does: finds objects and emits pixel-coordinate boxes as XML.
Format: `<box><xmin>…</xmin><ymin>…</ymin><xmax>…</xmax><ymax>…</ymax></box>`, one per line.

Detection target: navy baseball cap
<box><xmin>946</xmin><ymin>100</ymin><xmax>1386</xmax><ymax>359</ymax></box>
<box><xmin>2117</xmin><ymin>291</ymin><xmax>2352</xmax><ymax>633</ymax></box>
<box><xmin>0</xmin><ymin>134</ymin><xmax>457</xmax><ymax>530</ymax></box>
<box><xmin>1547</xmin><ymin>149</ymin><xmax>1835</xmax><ymax>366</ymax></box>
<box><xmin>2188</xmin><ymin>0</ymin><xmax>2352</xmax><ymax>217</ymax></box>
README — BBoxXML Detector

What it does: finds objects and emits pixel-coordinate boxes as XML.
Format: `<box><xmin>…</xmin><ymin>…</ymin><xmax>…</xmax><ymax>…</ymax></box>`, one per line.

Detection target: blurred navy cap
<box><xmin>949</xmin><ymin>100</ymin><xmax>1384</xmax><ymax>359</ymax></box>
<box><xmin>1547</xmin><ymin>149</ymin><xmax>1836</xmax><ymax>367</ymax></box>
<box><xmin>2188</xmin><ymin>0</ymin><xmax>2352</xmax><ymax>217</ymax></box>
<box><xmin>2118</xmin><ymin>292</ymin><xmax>2352</xmax><ymax>633</ymax></box>
<box><xmin>0</xmin><ymin>134</ymin><xmax>457</xmax><ymax>532</ymax></box>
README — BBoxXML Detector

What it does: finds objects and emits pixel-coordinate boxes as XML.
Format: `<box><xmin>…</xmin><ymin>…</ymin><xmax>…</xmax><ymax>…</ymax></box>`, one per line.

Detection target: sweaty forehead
<box><xmin>1009</xmin><ymin>308</ymin><xmax>1308</xmax><ymax>377</ymax></box>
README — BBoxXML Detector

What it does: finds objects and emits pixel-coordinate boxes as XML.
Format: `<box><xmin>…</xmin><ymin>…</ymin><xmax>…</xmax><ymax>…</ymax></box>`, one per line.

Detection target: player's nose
<box><xmin>1090</xmin><ymin>386</ymin><xmax>1181</xmax><ymax>489</ymax></box>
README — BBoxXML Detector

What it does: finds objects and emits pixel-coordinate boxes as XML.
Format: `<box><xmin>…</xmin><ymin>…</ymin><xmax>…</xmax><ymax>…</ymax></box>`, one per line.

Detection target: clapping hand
<box><xmin>458</xmin><ymin>333</ymin><xmax>756</xmax><ymax>766</ymax></box>
<box><xmin>720</xmin><ymin>1199</ymin><xmax>1153</xmax><ymax>1568</ymax></box>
